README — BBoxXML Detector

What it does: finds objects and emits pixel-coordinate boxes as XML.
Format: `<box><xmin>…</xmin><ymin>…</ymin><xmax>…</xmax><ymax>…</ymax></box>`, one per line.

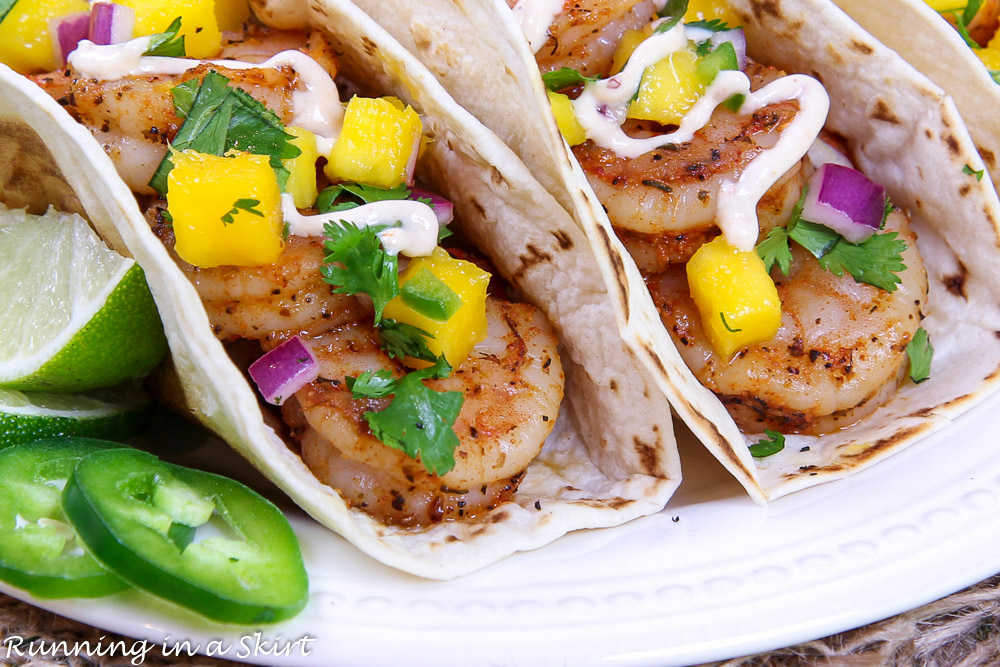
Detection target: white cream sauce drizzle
<box><xmin>511</xmin><ymin>0</ymin><xmax>565</xmax><ymax>53</ymax></box>
<box><xmin>69</xmin><ymin>38</ymin><xmax>343</xmax><ymax>142</ymax></box>
<box><xmin>281</xmin><ymin>194</ymin><xmax>440</xmax><ymax>257</ymax></box>
<box><xmin>570</xmin><ymin>20</ymin><xmax>831</xmax><ymax>251</ymax></box>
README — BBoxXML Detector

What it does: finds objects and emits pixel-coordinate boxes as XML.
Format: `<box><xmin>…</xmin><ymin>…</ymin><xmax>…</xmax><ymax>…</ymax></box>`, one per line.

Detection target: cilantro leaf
<box><xmin>220</xmin><ymin>198</ymin><xmax>263</xmax><ymax>225</ymax></box>
<box><xmin>320</xmin><ymin>220</ymin><xmax>399</xmax><ymax>323</ymax></box>
<box><xmin>881</xmin><ymin>197</ymin><xmax>893</xmax><ymax>229</ymax></box>
<box><xmin>749</xmin><ymin>430</ymin><xmax>785</xmax><ymax>458</ymax></box>
<box><xmin>963</xmin><ymin>164</ymin><xmax>986</xmax><ymax>181</ymax></box>
<box><xmin>906</xmin><ymin>327</ymin><xmax>933</xmax><ymax>384</ymax></box>
<box><xmin>788</xmin><ymin>219</ymin><xmax>841</xmax><ymax>258</ymax></box>
<box><xmin>346</xmin><ymin>369</ymin><xmax>396</xmax><ymax>399</ymax></box>
<box><xmin>756</xmin><ymin>226</ymin><xmax>793</xmax><ymax>275</ymax></box>
<box><xmin>685</xmin><ymin>18</ymin><xmax>731</xmax><ymax>31</ymax></box>
<box><xmin>655</xmin><ymin>0</ymin><xmax>689</xmax><ymax>32</ymax></box>
<box><xmin>0</xmin><ymin>0</ymin><xmax>17</xmax><ymax>24</ymax></box>
<box><xmin>171</xmin><ymin>79</ymin><xmax>199</xmax><ymax>119</ymax></box>
<box><xmin>990</xmin><ymin>70</ymin><xmax>1000</xmax><ymax>85</ymax></box>
<box><xmin>378</xmin><ymin>319</ymin><xmax>437</xmax><ymax>362</ymax></box>
<box><xmin>963</xmin><ymin>0</ymin><xmax>984</xmax><ymax>27</ymax></box>
<box><xmin>541</xmin><ymin>67</ymin><xmax>599</xmax><ymax>92</ymax></box>
<box><xmin>317</xmin><ymin>183</ymin><xmax>414</xmax><ymax>213</ymax></box>
<box><xmin>814</xmin><ymin>232</ymin><xmax>908</xmax><ymax>292</ymax></box>
<box><xmin>144</xmin><ymin>17</ymin><xmax>186</xmax><ymax>58</ymax></box>
<box><xmin>149</xmin><ymin>71</ymin><xmax>300</xmax><ymax>194</ymax></box>
<box><xmin>720</xmin><ymin>312</ymin><xmax>742</xmax><ymax>333</ymax></box>
<box><xmin>362</xmin><ymin>358</ymin><xmax>463</xmax><ymax>476</ymax></box>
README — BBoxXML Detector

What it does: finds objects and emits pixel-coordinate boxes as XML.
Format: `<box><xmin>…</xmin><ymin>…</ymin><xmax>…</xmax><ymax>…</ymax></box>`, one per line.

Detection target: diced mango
<box><xmin>611</xmin><ymin>27</ymin><xmax>650</xmax><ymax>74</ymax></box>
<box><xmin>382</xmin><ymin>247</ymin><xmax>490</xmax><ymax>368</ymax></box>
<box><xmin>684</xmin><ymin>0</ymin><xmax>741</xmax><ymax>26</ymax></box>
<box><xmin>628</xmin><ymin>49</ymin><xmax>706</xmax><ymax>126</ymax></box>
<box><xmin>924</xmin><ymin>0</ymin><xmax>966</xmax><ymax>10</ymax></box>
<box><xmin>686</xmin><ymin>236</ymin><xmax>781</xmax><ymax>358</ymax></box>
<box><xmin>0</xmin><ymin>0</ymin><xmax>89</xmax><ymax>73</ymax></box>
<box><xmin>213</xmin><ymin>0</ymin><xmax>250</xmax><ymax>32</ymax></box>
<box><xmin>325</xmin><ymin>96</ymin><xmax>422</xmax><ymax>189</ymax></box>
<box><xmin>167</xmin><ymin>150</ymin><xmax>283</xmax><ymax>268</ymax></box>
<box><xmin>976</xmin><ymin>46</ymin><xmax>1000</xmax><ymax>70</ymax></box>
<box><xmin>121</xmin><ymin>0</ymin><xmax>221</xmax><ymax>59</ymax></box>
<box><xmin>282</xmin><ymin>126</ymin><xmax>320</xmax><ymax>209</ymax></box>
<box><xmin>547</xmin><ymin>91</ymin><xmax>587</xmax><ymax>146</ymax></box>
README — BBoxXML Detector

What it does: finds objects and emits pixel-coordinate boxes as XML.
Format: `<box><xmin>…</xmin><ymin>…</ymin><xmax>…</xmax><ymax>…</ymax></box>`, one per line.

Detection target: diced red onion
<box><xmin>409</xmin><ymin>187</ymin><xmax>455</xmax><ymax>225</ymax></box>
<box><xmin>248</xmin><ymin>336</ymin><xmax>320</xmax><ymax>406</ymax></box>
<box><xmin>50</xmin><ymin>12</ymin><xmax>91</xmax><ymax>67</ymax></box>
<box><xmin>88</xmin><ymin>3</ymin><xmax>136</xmax><ymax>46</ymax></box>
<box><xmin>801</xmin><ymin>163</ymin><xmax>886</xmax><ymax>244</ymax></box>
<box><xmin>710</xmin><ymin>28</ymin><xmax>747</xmax><ymax>70</ymax></box>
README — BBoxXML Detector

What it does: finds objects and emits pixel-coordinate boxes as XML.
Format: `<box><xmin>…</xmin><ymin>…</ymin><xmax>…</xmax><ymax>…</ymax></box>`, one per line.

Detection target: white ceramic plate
<box><xmin>4</xmin><ymin>388</ymin><xmax>1000</xmax><ymax>667</ymax></box>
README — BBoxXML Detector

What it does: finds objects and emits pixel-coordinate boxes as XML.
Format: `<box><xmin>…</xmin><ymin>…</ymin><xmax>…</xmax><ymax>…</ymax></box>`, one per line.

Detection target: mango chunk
<box><xmin>0</xmin><ymin>0</ymin><xmax>89</xmax><ymax>73</ymax></box>
<box><xmin>628</xmin><ymin>49</ymin><xmax>706</xmax><ymax>126</ymax></box>
<box><xmin>121</xmin><ymin>0</ymin><xmax>221</xmax><ymax>59</ymax></box>
<box><xmin>382</xmin><ymin>247</ymin><xmax>489</xmax><ymax>368</ymax></box>
<box><xmin>611</xmin><ymin>27</ymin><xmax>650</xmax><ymax>74</ymax></box>
<box><xmin>547</xmin><ymin>91</ymin><xmax>587</xmax><ymax>146</ymax></box>
<box><xmin>167</xmin><ymin>150</ymin><xmax>283</xmax><ymax>268</ymax></box>
<box><xmin>684</xmin><ymin>0</ymin><xmax>741</xmax><ymax>26</ymax></box>
<box><xmin>325</xmin><ymin>96</ymin><xmax>422</xmax><ymax>189</ymax></box>
<box><xmin>213</xmin><ymin>0</ymin><xmax>249</xmax><ymax>32</ymax></box>
<box><xmin>282</xmin><ymin>126</ymin><xmax>320</xmax><ymax>209</ymax></box>
<box><xmin>686</xmin><ymin>236</ymin><xmax>781</xmax><ymax>358</ymax></box>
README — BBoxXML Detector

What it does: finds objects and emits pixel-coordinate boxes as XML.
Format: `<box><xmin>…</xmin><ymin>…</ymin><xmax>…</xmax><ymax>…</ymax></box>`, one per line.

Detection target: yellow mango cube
<box><xmin>282</xmin><ymin>126</ymin><xmax>320</xmax><ymax>209</ymax></box>
<box><xmin>325</xmin><ymin>96</ymin><xmax>422</xmax><ymax>189</ymax></box>
<box><xmin>628</xmin><ymin>49</ymin><xmax>706</xmax><ymax>126</ymax></box>
<box><xmin>382</xmin><ymin>248</ymin><xmax>490</xmax><ymax>368</ymax></box>
<box><xmin>547</xmin><ymin>91</ymin><xmax>587</xmax><ymax>146</ymax></box>
<box><xmin>686</xmin><ymin>236</ymin><xmax>781</xmax><ymax>358</ymax></box>
<box><xmin>0</xmin><ymin>0</ymin><xmax>88</xmax><ymax>73</ymax></box>
<box><xmin>213</xmin><ymin>0</ymin><xmax>250</xmax><ymax>32</ymax></box>
<box><xmin>684</xmin><ymin>0</ymin><xmax>741</xmax><ymax>26</ymax></box>
<box><xmin>121</xmin><ymin>0</ymin><xmax>221</xmax><ymax>59</ymax></box>
<box><xmin>976</xmin><ymin>47</ymin><xmax>1000</xmax><ymax>70</ymax></box>
<box><xmin>611</xmin><ymin>27</ymin><xmax>650</xmax><ymax>74</ymax></box>
<box><xmin>167</xmin><ymin>150</ymin><xmax>283</xmax><ymax>268</ymax></box>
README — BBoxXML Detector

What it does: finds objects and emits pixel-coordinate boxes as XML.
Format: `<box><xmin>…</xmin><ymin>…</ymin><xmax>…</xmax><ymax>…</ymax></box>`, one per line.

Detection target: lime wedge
<box><xmin>0</xmin><ymin>385</ymin><xmax>153</xmax><ymax>449</ymax></box>
<box><xmin>0</xmin><ymin>205</ymin><xmax>167</xmax><ymax>392</ymax></box>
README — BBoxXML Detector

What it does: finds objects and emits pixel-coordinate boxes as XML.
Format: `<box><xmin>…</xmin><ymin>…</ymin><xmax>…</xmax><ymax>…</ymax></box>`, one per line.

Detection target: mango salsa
<box><xmin>547</xmin><ymin>91</ymin><xmax>587</xmax><ymax>146</ymax></box>
<box><xmin>0</xmin><ymin>0</ymin><xmax>88</xmax><ymax>73</ymax></box>
<box><xmin>611</xmin><ymin>27</ymin><xmax>650</xmax><ymax>74</ymax></box>
<box><xmin>213</xmin><ymin>0</ymin><xmax>250</xmax><ymax>32</ymax></box>
<box><xmin>167</xmin><ymin>150</ymin><xmax>283</xmax><ymax>268</ymax></box>
<box><xmin>325</xmin><ymin>96</ymin><xmax>422</xmax><ymax>189</ymax></box>
<box><xmin>686</xmin><ymin>236</ymin><xmax>781</xmax><ymax>358</ymax></box>
<box><xmin>120</xmin><ymin>0</ymin><xmax>222</xmax><ymax>59</ymax></box>
<box><xmin>382</xmin><ymin>248</ymin><xmax>490</xmax><ymax>368</ymax></box>
<box><xmin>629</xmin><ymin>49</ymin><xmax>706</xmax><ymax>126</ymax></box>
<box><xmin>684</xmin><ymin>0</ymin><xmax>741</xmax><ymax>26</ymax></box>
<box><xmin>282</xmin><ymin>127</ymin><xmax>320</xmax><ymax>209</ymax></box>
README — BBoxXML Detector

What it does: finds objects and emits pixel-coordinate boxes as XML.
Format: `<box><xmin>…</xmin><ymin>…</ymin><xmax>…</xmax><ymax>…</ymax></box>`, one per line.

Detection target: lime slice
<box><xmin>0</xmin><ymin>205</ymin><xmax>167</xmax><ymax>392</ymax></box>
<box><xmin>0</xmin><ymin>385</ymin><xmax>153</xmax><ymax>449</ymax></box>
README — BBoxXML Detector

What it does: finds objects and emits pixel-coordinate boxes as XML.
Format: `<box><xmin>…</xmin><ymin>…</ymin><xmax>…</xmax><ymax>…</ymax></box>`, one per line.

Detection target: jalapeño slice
<box><xmin>62</xmin><ymin>448</ymin><xmax>308</xmax><ymax>624</ymax></box>
<box><xmin>0</xmin><ymin>438</ymin><xmax>127</xmax><ymax>598</ymax></box>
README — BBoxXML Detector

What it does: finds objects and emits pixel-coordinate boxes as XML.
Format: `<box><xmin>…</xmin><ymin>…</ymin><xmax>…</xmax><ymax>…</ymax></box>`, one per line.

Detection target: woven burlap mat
<box><xmin>2</xmin><ymin>574</ymin><xmax>998</xmax><ymax>666</ymax></box>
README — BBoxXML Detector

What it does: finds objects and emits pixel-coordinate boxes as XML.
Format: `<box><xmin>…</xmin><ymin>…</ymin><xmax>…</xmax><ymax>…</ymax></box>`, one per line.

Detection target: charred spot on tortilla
<box><xmin>979</xmin><ymin>147</ymin><xmax>997</xmax><ymax>169</ymax></box>
<box><xmin>869</xmin><ymin>99</ymin><xmax>901</xmax><ymax>125</ymax></box>
<box><xmin>850</xmin><ymin>39</ymin><xmax>875</xmax><ymax>55</ymax></box>
<box><xmin>550</xmin><ymin>229</ymin><xmax>573</xmax><ymax>250</ymax></box>
<box><xmin>959</xmin><ymin>184</ymin><xmax>973</xmax><ymax>197</ymax></box>
<box><xmin>944</xmin><ymin>134</ymin><xmax>961</xmax><ymax>156</ymax></box>
<box><xmin>748</xmin><ymin>0</ymin><xmax>784</xmax><ymax>20</ymax></box>
<box><xmin>634</xmin><ymin>437</ymin><xmax>662</xmax><ymax>476</ymax></box>
<box><xmin>609</xmin><ymin>379</ymin><xmax>618</xmax><ymax>392</ymax></box>
<box><xmin>594</xmin><ymin>225</ymin><xmax>630</xmax><ymax>310</ymax></box>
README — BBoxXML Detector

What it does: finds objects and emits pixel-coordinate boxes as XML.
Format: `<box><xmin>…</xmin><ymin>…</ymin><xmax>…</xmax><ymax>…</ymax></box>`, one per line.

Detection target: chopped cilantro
<box><xmin>149</xmin><ymin>71</ymin><xmax>300</xmax><ymax>195</ymax></box>
<box><xmin>881</xmin><ymin>196</ymin><xmax>893</xmax><ymax>229</ymax></box>
<box><xmin>757</xmin><ymin>226</ymin><xmax>793</xmax><ymax>275</ymax></box>
<box><xmin>171</xmin><ymin>79</ymin><xmax>200</xmax><ymax>119</ymax></box>
<box><xmin>720</xmin><ymin>312</ymin><xmax>742</xmax><ymax>333</ymax></box>
<box><xmin>220</xmin><ymin>198</ymin><xmax>263</xmax><ymax>225</ymax></box>
<box><xmin>685</xmin><ymin>18</ymin><xmax>731</xmax><ymax>31</ymax></box>
<box><xmin>963</xmin><ymin>0</ymin><xmax>984</xmax><ymax>26</ymax></box>
<box><xmin>906</xmin><ymin>327</ymin><xmax>933</xmax><ymax>384</ymax></box>
<box><xmin>749</xmin><ymin>430</ymin><xmax>785</xmax><ymax>458</ymax></box>
<box><xmin>0</xmin><ymin>0</ymin><xmax>17</xmax><ymax>24</ymax></box>
<box><xmin>541</xmin><ymin>67</ymin><xmax>600</xmax><ymax>92</ymax></box>
<box><xmin>963</xmin><ymin>164</ymin><xmax>986</xmax><ymax>181</ymax></box>
<box><xmin>990</xmin><ymin>70</ymin><xmax>1000</xmax><ymax>85</ymax></box>
<box><xmin>144</xmin><ymin>17</ymin><xmax>186</xmax><ymax>58</ymax></box>
<box><xmin>348</xmin><ymin>357</ymin><xmax>463</xmax><ymax>475</ymax></box>
<box><xmin>320</xmin><ymin>220</ymin><xmax>399</xmax><ymax>323</ymax></box>
<box><xmin>788</xmin><ymin>219</ymin><xmax>841</xmax><ymax>258</ymax></box>
<box><xmin>317</xmin><ymin>183</ymin><xmax>414</xmax><ymax>213</ymax></box>
<box><xmin>378</xmin><ymin>319</ymin><xmax>437</xmax><ymax>362</ymax></box>
<box><xmin>656</xmin><ymin>0</ymin><xmax>688</xmax><ymax>31</ymax></box>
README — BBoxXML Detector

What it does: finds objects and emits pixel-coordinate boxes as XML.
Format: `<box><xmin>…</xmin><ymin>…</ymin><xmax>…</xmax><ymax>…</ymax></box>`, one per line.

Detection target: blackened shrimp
<box><xmin>572</xmin><ymin>62</ymin><xmax>804</xmax><ymax>271</ymax></box>
<box><xmin>645</xmin><ymin>208</ymin><xmax>928</xmax><ymax>435</ymax></box>
<box><xmin>284</xmin><ymin>299</ymin><xmax>564</xmax><ymax>527</ymax></box>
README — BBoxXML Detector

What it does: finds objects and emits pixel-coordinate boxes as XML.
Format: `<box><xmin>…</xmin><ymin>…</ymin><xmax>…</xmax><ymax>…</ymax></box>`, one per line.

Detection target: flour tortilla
<box><xmin>343</xmin><ymin>0</ymin><xmax>1000</xmax><ymax>501</ymax></box>
<box><xmin>831</xmin><ymin>0</ymin><xmax>1000</xmax><ymax>202</ymax></box>
<box><xmin>0</xmin><ymin>0</ymin><xmax>681</xmax><ymax>579</ymax></box>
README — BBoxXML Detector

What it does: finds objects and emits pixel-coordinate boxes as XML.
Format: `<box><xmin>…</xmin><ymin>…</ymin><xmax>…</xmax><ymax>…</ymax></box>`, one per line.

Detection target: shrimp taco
<box><xmin>0</xmin><ymin>0</ymin><xmax>681</xmax><ymax>578</ymax></box>
<box><xmin>345</xmin><ymin>0</ymin><xmax>1000</xmax><ymax>501</ymax></box>
<box><xmin>830</xmin><ymin>0</ymin><xmax>1000</xmax><ymax>197</ymax></box>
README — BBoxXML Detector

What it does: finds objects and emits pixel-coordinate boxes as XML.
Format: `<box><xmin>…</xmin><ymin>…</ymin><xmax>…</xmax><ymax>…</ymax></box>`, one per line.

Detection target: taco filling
<box><xmin>516</xmin><ymin>0</ymin><xmax>932</xmax><ymax>438</ymax></box>
<box><xmin>18</xmin><ymin>11</ymin><xmax>565</xmax><ymax>528</ymax></box>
